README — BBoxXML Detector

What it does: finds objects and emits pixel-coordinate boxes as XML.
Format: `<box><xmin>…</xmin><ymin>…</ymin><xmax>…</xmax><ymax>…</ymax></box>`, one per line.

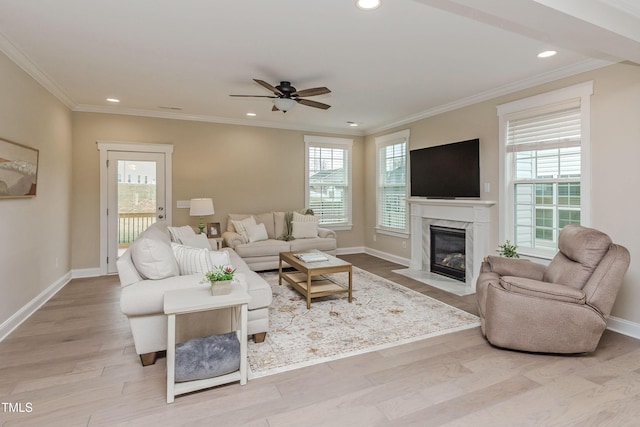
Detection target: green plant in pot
<box><xmin>205</xmin><ymin>265</ymin><xmax>236</xmax><ymax>295</ymax></box>
<box><xmin>498</xmin><ymin>240</ymin><xmax>519</xmax><ymax>258</ymax></box>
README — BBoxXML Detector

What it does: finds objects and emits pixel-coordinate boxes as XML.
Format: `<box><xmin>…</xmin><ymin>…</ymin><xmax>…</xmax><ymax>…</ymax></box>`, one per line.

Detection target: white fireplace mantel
<box><xmin>396</xmin><ymin>198</ymin><xmax>496</xmax><ymax>295</ymax></box>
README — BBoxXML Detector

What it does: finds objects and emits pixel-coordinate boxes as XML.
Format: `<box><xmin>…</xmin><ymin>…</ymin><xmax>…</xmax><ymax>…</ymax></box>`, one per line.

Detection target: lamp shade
<box><xmin>273</xmin><ymin>98</ymin><xmax>297</xmax><ymax>112</ymax></box>
<box><xmin>189</xmin><ymin>198</ymin><xmax>214</xmax><ymax>216</ymax></box>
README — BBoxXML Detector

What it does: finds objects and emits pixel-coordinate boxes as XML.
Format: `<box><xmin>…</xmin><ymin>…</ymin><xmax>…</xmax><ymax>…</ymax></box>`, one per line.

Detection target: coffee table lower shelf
<box><xmin>282</xmin><ymin>271</ymin><xmax>348</xmax><ymax>297</ymax></box>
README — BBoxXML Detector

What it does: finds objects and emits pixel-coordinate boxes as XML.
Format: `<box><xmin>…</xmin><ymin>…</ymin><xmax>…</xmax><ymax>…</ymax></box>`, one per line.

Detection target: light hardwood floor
<box><xmin>1</xmin><ymin>253</ymin><xmax>640</xmax><ymax>426</ymax></box>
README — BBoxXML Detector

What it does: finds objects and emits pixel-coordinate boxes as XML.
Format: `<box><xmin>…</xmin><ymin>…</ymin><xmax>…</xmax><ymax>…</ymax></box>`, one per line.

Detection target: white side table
<box><xmin>208</xmin><ymin>237</ymin><xmax>224</xmax><ymax>250</ymax></box>
<box><xmin>164</xmin><ymin>286</ymin><xmax>250</xmax><ymax>403</ymax></box>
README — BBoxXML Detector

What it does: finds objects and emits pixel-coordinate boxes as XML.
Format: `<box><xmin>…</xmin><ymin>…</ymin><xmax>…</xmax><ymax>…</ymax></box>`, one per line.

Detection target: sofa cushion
<box><xmin>274</xmin><ymin>211</ymin><xmax>286</xmax><ymax>238</ymax></box>
<box><xmin>234</xmin><ymin>239</ymin><xmax>290</xmax><ymax>258</ymax></box>
<box><xmin>131</xmin><ymin>227</ymin><xmax>179</xmax><ymax>280</ymax></box>
<box><xmin>180</xmin><ymin>233</ymin><xmax>212</xmax><ymax>250</ymax></box>
<box><xmin>246</xmin><ymin>222</ymin><xmax>269</xmax><ymax>243</ymax></box>
<box><xmin>254</xmin><ymin>212</ymin><xmax>276</xmax><ymax>239</ymax></box>
<box><xmin>120</xmin><ymin>274</ymin><xmax>206</xmax><ymax>316</ymax></box>
<box><xmin>167</xmin><ymin>225</ymin><xmax>197</xmax><ymax>243</ymax></box>
<box><xmin>231</xmin><ymin>216</ymin><xmax>256</xmax><ymax>243</ymax></box>
<box><xmin>290</xmin><ymin>237</ymin><xmax>337</xmax><ymax>253</ymax></box>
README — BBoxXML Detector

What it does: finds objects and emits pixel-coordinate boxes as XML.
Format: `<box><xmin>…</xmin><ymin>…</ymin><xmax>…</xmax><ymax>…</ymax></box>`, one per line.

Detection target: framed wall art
<box><xmin>0</xmin><ymin>138</ymin><xmax>39</xmax><ymax>198</ymax></box>
<box><xmin>206</xmin><ymin>222</ymin><xmax>221</xmax><ymax>238</ymax></box>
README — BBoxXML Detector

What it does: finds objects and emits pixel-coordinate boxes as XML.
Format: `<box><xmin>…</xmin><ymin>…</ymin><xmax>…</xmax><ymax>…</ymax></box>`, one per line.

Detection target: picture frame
<box><xmin>0</xmin><ymin>137</ymin><xmax>39</xmax><ymax>198</ymax></box>
<box><xmin>206</xmin><ymin>222</ymin><xmax>221</xmax><ymax>238</ymax></box>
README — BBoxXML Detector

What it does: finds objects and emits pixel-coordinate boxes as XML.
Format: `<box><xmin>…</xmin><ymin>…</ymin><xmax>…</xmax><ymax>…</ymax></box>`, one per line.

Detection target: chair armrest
<box><xmin>317</xmin><ymin>227</ymin><xmax>337</xmax><ymax>239</ymax></box>
<box><xmin>222</xmin><ymin>231</ymin><xmax>243</xmax><ymax>248</ymax></box>
<box><xmin>499</xmin><ymin>276</ymin><xmax>586</xmax><ymax>304</ymax></box>
<box><xmin>484</xmin><ymin>255</ymin><xmax>546</xmax><ymax>280</ymax></box>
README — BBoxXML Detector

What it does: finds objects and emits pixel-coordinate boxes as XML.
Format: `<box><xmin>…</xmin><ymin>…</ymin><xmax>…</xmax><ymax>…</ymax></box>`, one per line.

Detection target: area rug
<box><xmin>247</xmin><ymin>267</ymin><xmax>479</xmax><ymax>379</ymax></box>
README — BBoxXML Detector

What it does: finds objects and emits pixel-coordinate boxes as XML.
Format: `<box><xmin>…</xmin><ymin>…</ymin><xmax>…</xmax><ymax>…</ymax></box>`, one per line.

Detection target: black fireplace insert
<box><xmin>430</xmin><ymin>225</ymin><xmax>466</xmax><ymax>282</ymax></box>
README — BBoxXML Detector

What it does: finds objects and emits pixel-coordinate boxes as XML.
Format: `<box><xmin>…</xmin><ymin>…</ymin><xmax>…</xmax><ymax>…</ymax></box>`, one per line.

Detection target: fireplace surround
<box><xmin>394</xmin><ymin>198</ymin><xmax>495</xmax><ymax>296</ymax></box>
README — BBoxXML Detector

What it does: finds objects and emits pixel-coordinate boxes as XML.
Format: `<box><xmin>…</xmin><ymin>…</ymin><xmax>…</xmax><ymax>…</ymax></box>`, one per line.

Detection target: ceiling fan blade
<box><xmin>297</xmin><ymin>98</ymin><xmax>331</xmax><ymax>110</ymax></box>
<box><xmin>230</xmin><ymin>94</ymin><xmax>277</xmax><ymax>98</ymax></box>
<box><xmin>292</xmin><ymin>87</ymin><xmax>331</xmax><ymax>97</ymax></box>
<box><xmin>253</xmin><ymin>79</ymin><xmax>283</xmax><ymax>96</ymax></box>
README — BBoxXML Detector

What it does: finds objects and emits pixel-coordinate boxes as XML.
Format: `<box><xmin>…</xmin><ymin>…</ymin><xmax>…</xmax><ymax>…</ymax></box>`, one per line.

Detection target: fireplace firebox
<box><xmin>430</xmin><ymin>225</ymin><xmax>466</xmax><ymax>282</ymax></box>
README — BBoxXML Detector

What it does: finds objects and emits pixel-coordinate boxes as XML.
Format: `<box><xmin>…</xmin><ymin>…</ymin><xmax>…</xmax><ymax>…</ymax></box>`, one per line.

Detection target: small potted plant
<box><xmin>204</xmin><ymin>265</ymin><xmax>236</xmax><ymax>295</ymax></box>
<box><xmin>498</xmin><ymin>240</ymin><xmax>519</xmax><ymax>258</ymax></box>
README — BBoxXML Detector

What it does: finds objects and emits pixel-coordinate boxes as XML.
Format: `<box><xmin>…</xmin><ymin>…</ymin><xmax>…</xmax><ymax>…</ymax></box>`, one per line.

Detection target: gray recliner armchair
<box><xmin>476</xmin><ymin>224</ymin><xmax>630</xmax><ymax>354</ymax></box>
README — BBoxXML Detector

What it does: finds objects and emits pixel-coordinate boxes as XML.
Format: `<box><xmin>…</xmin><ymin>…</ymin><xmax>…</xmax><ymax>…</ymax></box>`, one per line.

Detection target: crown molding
<box><xmin>0</xmin><ymin>30</ymin><xmax>76</xmax><ymax>108</ymax></box>
<box><xmin>73</xmin><ymin>104</ymin><xmax>365</xmax><ymax>137</ymax></box>
<box><xmin>365</xmin><ymin>58</ymin><xmax>614</xmax><ymax>136</ymax></box>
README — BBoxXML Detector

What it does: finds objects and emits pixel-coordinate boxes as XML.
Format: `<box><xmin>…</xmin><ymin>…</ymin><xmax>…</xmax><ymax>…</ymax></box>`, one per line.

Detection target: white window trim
<box><xmin>497</xmin><ymin>81</ymin><xmax>593</xmax><ymax>259</ymax></box>
<box><xmin>375</xmin><ymin>129</ymin><xmax>410</xmax><ymax>237</ymax></box>
<box><xmin>304</xmin><ymin>135</ymin><xmax>353</xmax><ymax>230</ymax></box>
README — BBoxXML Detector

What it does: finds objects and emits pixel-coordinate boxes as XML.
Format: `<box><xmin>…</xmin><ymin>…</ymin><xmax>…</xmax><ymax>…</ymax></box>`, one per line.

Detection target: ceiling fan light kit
<box><xmin>273</xmin><ymin>98</ymin><xmax>297</xmax><ymax>112</ymax></box>
<box><xmin>230</xmin><ymin>79</ymin><xmax>331</xmax><ymax>113</ymax></box>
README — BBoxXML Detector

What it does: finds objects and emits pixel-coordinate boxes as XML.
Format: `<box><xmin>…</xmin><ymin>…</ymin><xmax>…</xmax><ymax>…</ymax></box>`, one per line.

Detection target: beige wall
<box><xmin>0</xmin><ymin>52</ymin><xmax>73</xmax><ymax>327</ymax></box>
<box><xmin>364</xmin><ymin>62</ymin><xmax>640</xmax><ymax>323</ymax></box>
<box><xmin>71</xmin><ymin>113</ymin><xmax>365</xmax><ymax>269</ymax></box>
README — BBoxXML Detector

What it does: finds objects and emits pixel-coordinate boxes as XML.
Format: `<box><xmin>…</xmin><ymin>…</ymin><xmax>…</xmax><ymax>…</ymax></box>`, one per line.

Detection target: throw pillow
<box><xmin>167</xmin><ymin>225</ymin><xmax>197</xmax><ymax>244</ymax></box>
<box><xmin>172</xmin><ymin>244</ymin><xmax>212</xmax><ymax>275</ymax></box>
<box><xmin>231</xmin><ymin>216</ymin><xmax>256</xmax><ymax>243</ymax></box>
<box><xmin>293</xmin><ymin>211</ymin><xmax>319</xmax><ymax>224</ymax></box>
<box><xmin>131</xmin><ymin>229</ymin><xmax>179</xmax><ymax>280</ymax></box>
<box><xmin>180</xmin><ymin>233</ymin><xmax>212</xmax><ymax>250</ymax></box>
<box><xmin>292</xmin><ymin>221</ymin><xmax>318</xmax><ymax>239</ymax></box>
<box><xmin>208</xmin><ymin>250</ymin><xmax>231</xmax><ymax>267</ymax></box>
<box><xmin>245</xmin><ymin>223</ymin><xmax>269</xmax><ymax>243</ymax></box>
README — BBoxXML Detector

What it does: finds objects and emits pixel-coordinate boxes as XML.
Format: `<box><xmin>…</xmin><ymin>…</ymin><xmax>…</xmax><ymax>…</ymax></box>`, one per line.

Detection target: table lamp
<box><xmin>189</xmin><ymin>198</ymin><xmax>214</xmax><ymax>234</ymax></box>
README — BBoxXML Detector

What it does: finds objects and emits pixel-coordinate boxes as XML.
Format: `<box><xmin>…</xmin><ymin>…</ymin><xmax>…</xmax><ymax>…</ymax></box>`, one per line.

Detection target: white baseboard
<box><xmin>607</xmin><ymin>316</ymin><xmax>640</xmax><ymax>340</ymax></box>
<box><xmin>71</xmin><ymin>267</ymin><xmax>103</xmax><ymax>279</ymax></box>
<box><xmin>335</xmin><ymin>246</ymin><xmax>365</xmax><ymax>255</ymax></box>
<box><xmin>0</xmin><ymin>271</ymin><xmax>72</xmax><ymax>342</ymax></box>
<box><xmin>364</xmin><ymin>247</ymin><xmax>411</xmax><ymax>267</ymax></box>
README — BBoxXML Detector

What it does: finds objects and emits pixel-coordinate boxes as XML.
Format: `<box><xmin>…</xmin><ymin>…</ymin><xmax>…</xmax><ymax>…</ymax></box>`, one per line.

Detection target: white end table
<box><xmin>164</xmin><ymin>286</ymin><xmax>250</xmax><ymax>403</ymax></box>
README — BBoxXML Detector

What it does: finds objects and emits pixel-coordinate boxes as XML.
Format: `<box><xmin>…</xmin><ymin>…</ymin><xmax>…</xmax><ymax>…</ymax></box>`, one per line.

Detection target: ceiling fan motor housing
<box><xmin>276</xmin><ymin>81</ymin><xmax>296</xmax><ymax>98</ymax></box>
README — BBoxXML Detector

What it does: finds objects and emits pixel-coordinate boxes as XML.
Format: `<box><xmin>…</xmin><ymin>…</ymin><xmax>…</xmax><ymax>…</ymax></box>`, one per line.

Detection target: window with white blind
<box><xmin>304</xmin><ymin>135</ymin><xmax>353</xmax><ymax>229</ymax></box>
<box><xmin>498</xmin><ymin>82</ymin><xmax>593</xmax><ymax>257</ymax></box>
<box><xmin>376</xmin><ymin>129</ymin><xmax>409</xmax><ymax>236</ymax></box>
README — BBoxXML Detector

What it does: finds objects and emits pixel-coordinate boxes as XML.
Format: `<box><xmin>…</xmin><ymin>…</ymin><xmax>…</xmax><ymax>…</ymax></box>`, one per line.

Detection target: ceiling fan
<box><xmin>230</xmin><ymin>79</ymin><xmax>331</xmax><ymax>112</ymax></box>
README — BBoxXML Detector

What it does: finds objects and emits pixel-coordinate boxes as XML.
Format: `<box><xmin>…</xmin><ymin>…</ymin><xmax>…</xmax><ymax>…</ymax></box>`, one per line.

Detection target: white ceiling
<box><xmin>0</xmin><ymin>0</ymin><xmax>639</xmax><ymax>135</ymax></box>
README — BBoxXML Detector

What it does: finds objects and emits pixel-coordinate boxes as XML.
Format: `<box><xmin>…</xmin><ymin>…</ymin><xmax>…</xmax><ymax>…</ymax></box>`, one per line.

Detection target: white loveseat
<box><xmin>117</xmin><ymin>222</ymin><xmax>272</xmax><ymax>366</ymax></box>
<box><xmin>222</xmin><ymin>210</ymin><xmax>337</xmax><ymax>271</ymax></box>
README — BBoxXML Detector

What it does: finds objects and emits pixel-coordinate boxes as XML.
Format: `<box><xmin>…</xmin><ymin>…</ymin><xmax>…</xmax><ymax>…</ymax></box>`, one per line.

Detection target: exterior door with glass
<box><xmin>106</xmin><ymin>151</ymin><xmax>167</xmax><ymax>274</ymax></box>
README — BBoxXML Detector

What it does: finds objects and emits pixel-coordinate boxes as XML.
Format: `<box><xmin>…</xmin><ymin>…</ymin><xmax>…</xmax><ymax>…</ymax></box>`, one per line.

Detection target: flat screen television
<box><xmin>410</xmin><ymin>138</ymin><xmax>480</xmax><ymax>198</ymax></box>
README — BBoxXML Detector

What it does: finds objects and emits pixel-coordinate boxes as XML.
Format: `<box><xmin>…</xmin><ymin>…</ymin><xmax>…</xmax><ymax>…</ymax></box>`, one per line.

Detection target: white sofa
<box><xmin>222</xmin><ymin>211</ymin><xmax>337</xmax><ymax>271</ymax></box>
<box><xmin>117</xmin><ymin>222</ymin><xmax>272</xmax><ymax>366</ymax></box>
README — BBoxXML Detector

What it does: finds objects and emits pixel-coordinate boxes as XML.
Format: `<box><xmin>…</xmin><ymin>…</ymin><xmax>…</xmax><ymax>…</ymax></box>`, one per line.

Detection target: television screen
<box><xmin>410</xmin><ymin>138</ymin><xmax>480</xmax><ymax>198</ymax></box>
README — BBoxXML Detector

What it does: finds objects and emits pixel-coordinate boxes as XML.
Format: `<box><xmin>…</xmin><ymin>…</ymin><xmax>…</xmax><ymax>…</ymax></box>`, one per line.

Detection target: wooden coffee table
<box><xmin>279</xmin><ymin>251</ymin><xmax>353</xmax><ymax>309</ymax></box>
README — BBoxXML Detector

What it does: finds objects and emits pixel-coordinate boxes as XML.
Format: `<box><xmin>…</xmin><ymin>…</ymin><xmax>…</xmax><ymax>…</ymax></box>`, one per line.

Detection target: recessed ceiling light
<box><xmin>347</xmin><ymin>121</ymin><xmax>359</xmax><ymax>127</ymax></box>
<box><xmin>356</xmin><ymin>0</ymin><xmax>381</xmax><ymax>11</ymax></box>
<box><xmin>106</xmin><ymin>98</ymin><xmax>120</xmax><ymax>103</ymax></box>
<box><xmin>537</xmin><ymin>50</ymin><xmax>557</xmax><ymax>58</ymax></box>
<box><xmin>246</xmin><ymin>112</ymin><xmax>257</xmax><ymax>117</ymax></box>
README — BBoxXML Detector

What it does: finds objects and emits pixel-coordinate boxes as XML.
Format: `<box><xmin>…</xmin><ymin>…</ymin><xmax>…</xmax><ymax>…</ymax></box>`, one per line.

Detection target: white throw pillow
<box><xmin>180</xmin><ymin>233</ymin><xmax>212</xmax><ymax>250</ymax></box>
<box><xmin>167</xmin><ymin>225</ymin><xmax>197</xmax><ymax>243</ymax></box>
<box><xmin>293</xmin><ymin>211</ymin><xmax>319</xmax><ymax>224</ymax></box>
<box><xmin>292</xmin><ymin>221</ymin><xmax>318</xmax><ymax>239</ymax></box>
<box><xmin>231</xmin><ymin>216</ymin><xmax>256</xmax><ymax>243</ymax></box>
<box><xmin>172</xmin><ymin>244</ymin><xmax>211</xmax><ymax>275</ymax></box>
<box><xmin>131</xmin><ymin>230</ymin><xmax>179</xmax><ymax>279</ymax></box>
<box><xmin>172</xmin><ymin>244</ymin><xmax>232</xmax><ymax>275</ymax></box>
<box><xmin>245</xmin><ymin>223</ymin><xmax>269</xmax><ymax>243</ymax></box>
<box><xmin>208</xmin><ymin>250</ymin><xmax>231</xmax><ymax>267</ymax></box>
